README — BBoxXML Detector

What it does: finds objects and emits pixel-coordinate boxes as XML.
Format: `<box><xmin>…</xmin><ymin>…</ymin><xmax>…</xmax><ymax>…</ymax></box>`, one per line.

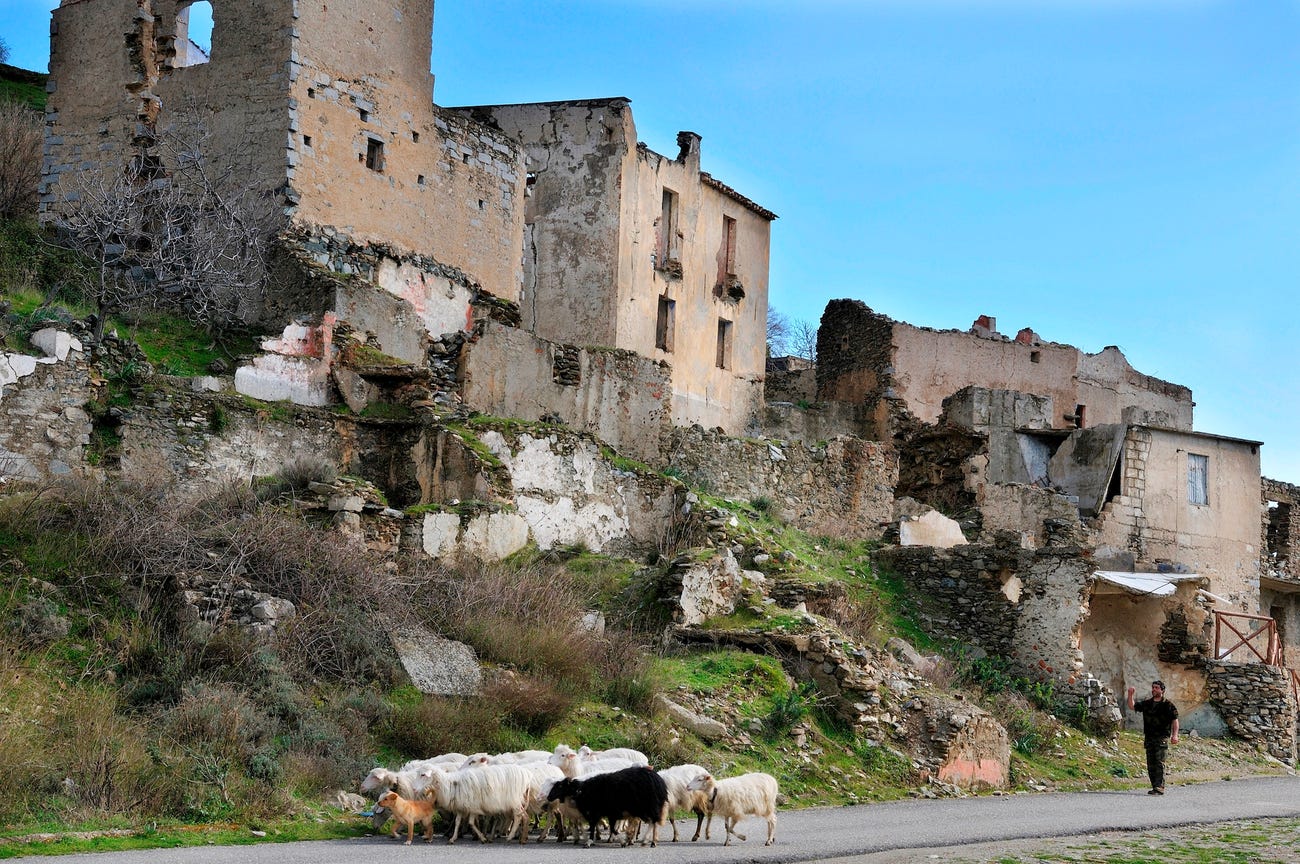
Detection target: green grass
<box><xmin>0</xmin><ymin>816</ymin><xmax>370</xmax><ymax>859</ymax></box>
<box><xmin>0</xmin><ymin>64</ymin><xmax>48</xmax><ymax>111</ymax></box>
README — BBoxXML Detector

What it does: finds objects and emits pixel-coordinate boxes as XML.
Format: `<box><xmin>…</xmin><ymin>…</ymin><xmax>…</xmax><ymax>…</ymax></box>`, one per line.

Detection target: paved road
<box><xmin>18</xmin><ymin>776</ymin><xmax>1300</xmax><ymax>863</ymax></box>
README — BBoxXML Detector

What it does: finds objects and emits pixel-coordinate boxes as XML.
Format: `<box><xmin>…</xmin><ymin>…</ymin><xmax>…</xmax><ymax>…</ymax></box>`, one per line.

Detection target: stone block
<box><xmin>389</xmin><ymin>626</ymin><xmax>481</xmax><ymax>696</ymax></box>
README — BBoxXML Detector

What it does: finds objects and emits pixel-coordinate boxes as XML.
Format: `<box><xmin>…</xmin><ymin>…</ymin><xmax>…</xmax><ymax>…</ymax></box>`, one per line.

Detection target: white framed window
<box><xmin>1188</xmin><ymin>453</ymin><xmax>1208</xmax><ymax>506</ymax></box>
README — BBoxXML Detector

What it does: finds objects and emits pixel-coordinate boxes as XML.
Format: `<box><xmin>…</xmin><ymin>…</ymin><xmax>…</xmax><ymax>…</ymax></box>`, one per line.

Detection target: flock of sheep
<box><xmin>359</xmin><ymin>744</ymin><xmax>779</xmax><ymax>848</ymax></box>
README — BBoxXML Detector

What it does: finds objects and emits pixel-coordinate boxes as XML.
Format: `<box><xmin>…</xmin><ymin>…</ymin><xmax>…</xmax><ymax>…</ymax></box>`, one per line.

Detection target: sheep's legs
<box><xmin>690</xmin><ymin>807</ymin><xmax>704</xmax><ymax>841</ymax></box>
<box><xmin>448</xmin><ymin>815</ymin><xmax>463</xmax><ymax>844</ymax></box>
<box><xmin>467</xmin><ymin>815</ymin><xmax>491</xmax><ymax>843</ymax></box>
<box><xmin>764</xmin><ymin>813</ymin><xmax>776</xmax><ymax>846</ymax></box>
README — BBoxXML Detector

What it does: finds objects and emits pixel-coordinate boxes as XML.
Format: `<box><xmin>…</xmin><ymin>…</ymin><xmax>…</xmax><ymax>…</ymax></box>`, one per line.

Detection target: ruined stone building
<box><xmin>40</xmin><ymin>0</ymin><xmax>773</xmax><ymax>438</ymax></box>
<box><xmin>455</xmin><ymin>101</ymin><xmax>774</xmax><ymax>433</ymax></box>
<box><xmin>801</xmin><ymin>301</ymin><xmax>1295</xmax><ymax>757</ymax></box>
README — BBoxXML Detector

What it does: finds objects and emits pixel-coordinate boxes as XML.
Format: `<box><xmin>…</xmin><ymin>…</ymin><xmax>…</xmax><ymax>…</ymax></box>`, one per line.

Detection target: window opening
<box><xmin>358</xmin><ymin>108</ymin><xmax>370</xmax><ymax>122</ymax></box>
<box><xmin>655</xmin><ymin>296</ymin><xmax>676</xmax><ymax>352</ymax></box>
<box><xmin>307</xmin><ymin>87</ymin><xmax>316</xmax><ymax>99</ymax></box>
<box><xmin>365</xmin><ymin>138</ymin><xmax>384</xmax><ymax>172</ymax></box>
<box><xmin>417</xmin><ymin>174</ymin><xmax>425</xmax><ymax>186</ymax></box>
<box><xmin>1030</xmin><ymin>350</ymin><xmax>1041</xmax><ymax>364</ymax></box>
<box><xmin>412</xmin><ymin>131</ymin><xmax>420</xmax><ymax>143</ymax></box>
<box><xmin>1187</xmin><ymin>453</ymin><xmax>1209</xmax><ymax>506</ymax></box>
<box><xmin>723</xmin><ymin>215</ymin><xmax>737</xmax><ymax>276</ymax></box>
<box><xmin>658</xmin><ymin>188</ymin><xmax>679</xmax><ymax>264</ymax></box>
<box><xmin>173</xmin><ymin>1</ymin><xmax>213</xmax><ymax>67</ymax></box>
<box><xmin>716</xmin><ymin>318</ymin><xmax>733</xmax><ymax>369</ymax></box>
<box><xmin>302</xmin><ymin>134</ymin><xmax>312</xmax><ymax>148</ymax></box>
<box><xmin>1073</xmin><ymin>404</ymin><xmax>1086</xmax><ymax>429</ymax></box>
<box><xmin>1267</xmin><ymin>501</ymin><xmax>1291</xmax><ymax>563</ymax></box>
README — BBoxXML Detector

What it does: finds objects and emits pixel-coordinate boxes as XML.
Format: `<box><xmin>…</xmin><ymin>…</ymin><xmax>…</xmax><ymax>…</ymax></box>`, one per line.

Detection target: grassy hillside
<box><xmin>0</xmin><ymin>64</ymin><xmax>47</xmax><ymax>111</ymax></box>
<box><xmin>0</xmin><ymin>229</ymin><xmax>1287</xmax><ymax>855</ymax></box>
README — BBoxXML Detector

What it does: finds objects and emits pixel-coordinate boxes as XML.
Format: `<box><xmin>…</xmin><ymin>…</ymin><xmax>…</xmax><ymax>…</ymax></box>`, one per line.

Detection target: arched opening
<box><xmin>173</xmin><ymin>1</ymin><xmax>214</xmax><ymax>67</ymax></box>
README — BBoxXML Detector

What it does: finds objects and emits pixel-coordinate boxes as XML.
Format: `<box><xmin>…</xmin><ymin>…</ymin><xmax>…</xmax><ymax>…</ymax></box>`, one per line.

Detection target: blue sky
<box><xmin>4</xmin><ymin>1</ymin><xmax>1298</xmax><ymax>480</ymax></box>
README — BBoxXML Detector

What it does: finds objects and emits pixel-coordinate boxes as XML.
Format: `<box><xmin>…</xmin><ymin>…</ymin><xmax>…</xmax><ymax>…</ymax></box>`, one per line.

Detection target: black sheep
<box><xmin>547</xmin><ymin>766</ymin><xmax>669</xmax><ymax>848</ymax></box>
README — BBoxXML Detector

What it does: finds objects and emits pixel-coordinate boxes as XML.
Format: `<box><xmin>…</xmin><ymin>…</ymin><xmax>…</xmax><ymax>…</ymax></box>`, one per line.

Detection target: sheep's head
<box><xmin>546</xmin><ymin>777</ymin><xmax>580</xmax><ymax>803</ymax></box>
<box><xmin>686</xmin><ymin>773</ymin><xmax>714</xmax><ymax>793</ymax></box>
<box><xmin>577</xmin><ymin>745</ymin><xmax>596</xmax><ymax>762</ymax></box>
<box><xmin>360</xmin><ymin>768</ymin><xmax>395</xmax><ymax>796</ymax></box>
<box><xmin>459</xmin><ymin>753</ymin><xmax>491</xmax><ymax>770</ymax></box>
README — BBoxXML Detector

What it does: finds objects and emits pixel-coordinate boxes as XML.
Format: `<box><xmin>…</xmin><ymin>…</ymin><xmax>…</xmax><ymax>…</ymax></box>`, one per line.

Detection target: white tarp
<box><xmin>1093</xmin><ymin>570</ymin><xmax>1201</xmax><ymax>598</ymax></box>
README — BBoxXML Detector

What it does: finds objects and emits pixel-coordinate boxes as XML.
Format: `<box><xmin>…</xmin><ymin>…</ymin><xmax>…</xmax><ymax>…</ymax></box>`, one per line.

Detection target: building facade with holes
<box><xmin>454</xmin><ymin>100</ymin><xmax>775</xmax><ymax>434</ymax></box>
<box><xmin>41</xmin><ymin>0</ymin><xmax>774</xmax><ymax>436</ymax></box>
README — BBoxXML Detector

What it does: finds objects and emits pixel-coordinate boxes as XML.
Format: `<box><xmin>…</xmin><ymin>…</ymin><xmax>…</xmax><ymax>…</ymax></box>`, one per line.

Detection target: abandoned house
<box><xmin>454</xmin><ymin>101</ymin><xmax>774</xmax><ymax>434</ymax></box>
<box><xmin>40</xmin><ymin>0</ymin><xmax>774</xmax><ymax>438</ymax></box>
<box><xmin>806</xmin><ymin>302</ymin><xmax>1295</xmax><ymax>756</ymax></box>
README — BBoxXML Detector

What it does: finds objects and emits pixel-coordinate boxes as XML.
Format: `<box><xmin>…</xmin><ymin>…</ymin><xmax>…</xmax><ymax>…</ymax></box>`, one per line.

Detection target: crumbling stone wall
<box><xmin>813</xmin><ymin>300</ymin><xmax>1194</xmax><ymax>440</ymax></box>
<box><xmin>118</xmin><ymin>389</ymin><xmax>343</xmax><ymax>487</ymax></box>
<box><xmin>44</xmin><ymin>0</ymin><xmax>525</xmax><ymax>306</ymax></box>
<box><xmin>873</xmin><ymin>537</ymin><xmax>1119</xmax><ymax>729</ymax></box>
<box><xmin>0</xmin><ymin>345</ymin><xmax>93</xmax><ymax>480</ymax></box>
<box><xmin>760</xmin><ymin>401</ymin><xmax>864</xmax><ymax>448</ymax></box>
<box><xmin>1205</xmin><ymin>660</ymin><xmax>1297</xmax><ymax>764</ymax></box>
<box><xmin>662</xmin><ymin>427</ymin><xmax>898</xmax><ymax>540</ymax></box>
<box><xmin>1263</xmin><ymin>479</ymin><xmax>1300</xmax><ymax>586</ymax></box>
<box><xmin>461</xmin><ymin>321</ymin><xmax>673</xmax><ymax>464</ymax></box>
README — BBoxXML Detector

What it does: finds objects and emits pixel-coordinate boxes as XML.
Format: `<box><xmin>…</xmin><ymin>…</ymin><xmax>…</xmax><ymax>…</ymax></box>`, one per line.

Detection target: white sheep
<box><xmin>577</xmin><ymin>744</ymin><xmax>649</xmax><ymax>765</ymax></box>
<box><xmin>424</xmin><ymin>763</ymin><xmax>533</xmax><ymax>844</ymax></box>
<box><xmin>359</xmin><ymin>767</ymin><xmax>420</xmax><ymax>835</ymax></box>
<box><xmin>687</xmin><ymin>772</ymin><xmax>778</xmax><ymax>846</ymax></box>
<box><xmin>657</xmin><ymin>763</ymin><xmax>711</xmax><ymax>842</ymax></box>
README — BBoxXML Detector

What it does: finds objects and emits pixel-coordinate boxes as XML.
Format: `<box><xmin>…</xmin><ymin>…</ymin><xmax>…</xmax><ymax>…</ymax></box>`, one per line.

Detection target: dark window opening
<box><xmin>1073</xmin><ymin>404</ymin><xmax>1086</xmax><ymax>429</ymax></box>
<box><xmin>417</xmin><ymin>174</ymin><xmax>425</xmax><ymax>186</ymax></box>
<box><xmin>656</xmin><ymin>296</ymin><xmax>676</xmax><ymax>352</ymax></box>
<box><xmin>1267</xmin><ymin>501</ymin><xmax>1291</xmax><ymax>563</ymax></box>
<box><xmin>307</xmin><ymin>87</ymin><xmax>316</xmax><ymax>99</ymax></box>
<box><xmin>477</xmin><ymin>199</ymin><xmax>485</xmax><ymax>210</ymax></box>
<box><xmin>462</xmin><ymin>152</ymin><xmax>471</xmax><ymax>164</ymax></box>
<box><xmin>302</xmin><ymin>134</ymin><xmax>312</xmax><ymax>148</ymax></box>
<box><xmin>412</xmin><ymin>131</ymin><xmax>420</xmax><ymax>143</ymax></box>
<box><xmin>358</xmin><ymin>108</ymin><xmax>370</xmax><ymax>122</ymax></box>
<box><xmin>365</xmin><ymin>138</ymin><xmax>384</xmax><ymax>172</ymax></box>
<box><xmin>1030</xmin><ymin>350</ymin><xmax>1041</xmax><ymax>364</ymax></box>
<box><xmin>716</xmin><ymin>318</ymin><xmax>733</xmax><ymax>369</ymax></box>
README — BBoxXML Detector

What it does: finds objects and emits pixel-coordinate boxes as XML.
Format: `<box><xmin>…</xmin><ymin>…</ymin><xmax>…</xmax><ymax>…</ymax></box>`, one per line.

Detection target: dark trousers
<box><xmin>1144</xmin><ymin>738</ymin><xmax>1169</xmax><ymax>789</ymax></box>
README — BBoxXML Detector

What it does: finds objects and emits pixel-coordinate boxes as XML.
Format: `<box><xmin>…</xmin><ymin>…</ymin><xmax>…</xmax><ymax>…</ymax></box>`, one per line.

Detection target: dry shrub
<box><xmin>0</xmin><ymin>99</ymin><xmax>41</xmax><ymax>220</ymax></box>
<box><xmin>383</xmin><ymin>695</ymin><xmax>511</xmax><ymax>758</ymax></box>
<box><xmin>986</xmin><ymin>691</ymin><xmax>1062</xmax><ymax>756</ymax></box>
<box><xmin>408</xmin><ymin>556</ymin><xmax>605</xmax><ymax>694</ymax></box>
<box><xmin>165</xmin><ymin>683</ymin><xmax>272</xmax><ymax>762</ymax></box>
<box><xmin>481</xmin><ymin>674</ymin><xmax>574</xmax><ymax>737</ymax></box>
<box><xmin>808</xmin><ymin>586</ymin><xmax>886</xmax><ymax>648</ymax></box>
<box><xmin>276</xmin><ymin>453</ymin><xmax>338</xmax><ymax>492</ymax></box>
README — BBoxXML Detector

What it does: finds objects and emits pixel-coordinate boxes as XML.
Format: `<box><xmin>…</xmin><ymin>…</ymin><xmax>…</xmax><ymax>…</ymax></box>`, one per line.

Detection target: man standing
<box><xmin>1127</xmin><ymin>680</ymin><xmax>1179</xmax><ymax>795</ymax></box>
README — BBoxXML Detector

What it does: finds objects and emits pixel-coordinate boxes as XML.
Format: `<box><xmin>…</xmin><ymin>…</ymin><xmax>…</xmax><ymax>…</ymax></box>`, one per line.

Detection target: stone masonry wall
<box><xmin>1264</xmin><ymin>478</ymin><xmax>1300</xmax><ymax>587</ymax></box>
<box><xmin>815</xmin><ymin>299</ymin><xmax>895</xmax><ymax>439</ymax></box>
<box><xmin>874</xmin><ymin>538</ymin><xmax>1120</xmax><ymax>730</ymax></box>
<box><xmin>662</xmin><ymin>427</ymin><xmax>898</xmax><ymax>540</ymax></box>
<box><xmin>1205</xmin><ymin>660</ymin><xmax>1297</xmax><ymax>764</ymax></box>
<box><xmin>0</xmin><ymin>343</ymin><xmax>93</xmax><ymax>480</ymax></box>
<box><xmin>118</xmin><ymin>389</ymin><xmax>344</xmax><ymax>487</ymax></box>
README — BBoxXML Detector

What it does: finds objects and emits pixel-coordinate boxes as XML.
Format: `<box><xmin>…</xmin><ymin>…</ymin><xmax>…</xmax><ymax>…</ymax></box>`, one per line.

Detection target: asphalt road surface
<box><xmin>18</xmin><ymin>776</ymin><xmax>1300</xmax><ymax>863</ymax></box>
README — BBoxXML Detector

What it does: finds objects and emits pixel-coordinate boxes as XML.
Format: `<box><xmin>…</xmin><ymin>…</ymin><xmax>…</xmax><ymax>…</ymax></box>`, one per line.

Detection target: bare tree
<box><xmin>48</xmin><ymin>126</ymin><xmax>280</xmax><ymax>339</ymax></box>
<box><xmin>0</xmin><ymin>37</ymin><xmax>10</xmax><ymax>65</ymax></box>
<box><xmin>766</xmin><ymin>306</ymin><xmax>790</xmax><ymax>358</ymax></box>
<box><xmin>0</xmin><ymin>99</ymin><xmax>41</xmax><ymax>220</ymax></box>
<box><xmin>791</xmin><ymin>318</ymin><xmax>818</xmax><ymax>362</ymax></box>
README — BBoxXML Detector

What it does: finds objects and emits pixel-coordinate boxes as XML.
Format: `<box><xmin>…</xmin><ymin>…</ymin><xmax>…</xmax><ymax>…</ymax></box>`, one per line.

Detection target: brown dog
<box><xmin>376</xmin><ymin>790</ymin><xmax>435</xmax><ymax>844</ymax></box>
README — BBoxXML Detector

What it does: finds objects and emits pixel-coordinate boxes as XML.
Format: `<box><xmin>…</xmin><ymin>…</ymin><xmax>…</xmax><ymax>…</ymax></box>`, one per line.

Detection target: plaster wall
<box><xmin>461</xmin><ymin>100</ymin><xmax>630</xmax><ymax>348</ymax></box>
<box><xmin>460</xmin><ymin>321</ymin><xmax>672</xmax><ymax>464</ymax></box>
<box><xmin>1079</xmin><ymin>590</ymin><xmax>1215</xmax><ymax>733</ymax></box>
<box><xmin>813</xmin><ymin>302</ymin><xmax>1193</xmax><ymax>437</ymax></box>
<box><xmin>478</xmin><ymin>430</ymin><xmax>678</xmax><ymax>555</ymax></box>
<box><xmin>622</xmin><ymin>144</ymin><xmax>771</xmax><ymax>433</ymax></box>
<box><xmin>1096</xmin><ymin>428</ymin><xmax>1261</xmax><ymax>608</ymax></box>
